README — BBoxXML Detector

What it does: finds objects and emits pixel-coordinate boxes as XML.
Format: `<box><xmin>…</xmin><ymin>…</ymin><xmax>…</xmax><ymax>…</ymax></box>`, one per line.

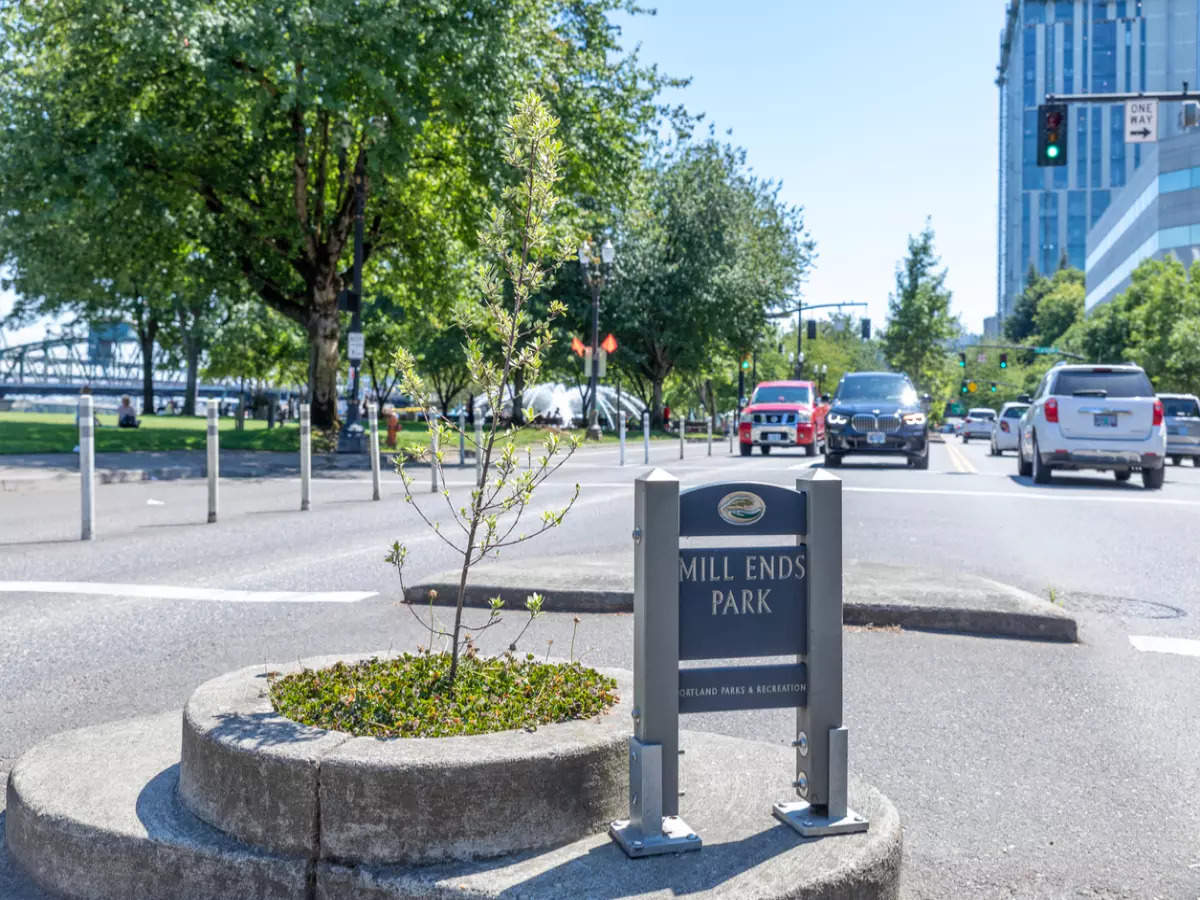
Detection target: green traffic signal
<box><xmin>740</xmin><ymin>357</ymin><xmax>750</xmax><ymax>370</ymax></box>
<box><xmin>1046</xmin><ymin>145</ymin><xmax>1059</xmax><ymax>159</ymax></box>
<box><xmin>960</xmin><ymin>382</ymin><xmax>968</xmax><ymax>394</ymax></box>
<box><xmin>990</xmin><ymin>383</ymin><xmax>997</xmax><ymax>393</ymax></box>
<box><xmin>999</xmin><ymin>353</ymin><xmax>1008</xmax><ymax>369</ymax></box>
<box><xmin>957</xmin><ymin>352</ymin><xmax>966</xmax><ymax>367</ymax></box>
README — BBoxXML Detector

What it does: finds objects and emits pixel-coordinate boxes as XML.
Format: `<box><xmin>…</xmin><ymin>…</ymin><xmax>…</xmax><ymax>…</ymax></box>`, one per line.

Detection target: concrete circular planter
<box><xmin>178</xmin><ymin>654</ymin><xmax>631</xmax><ymax>866</ymax></box>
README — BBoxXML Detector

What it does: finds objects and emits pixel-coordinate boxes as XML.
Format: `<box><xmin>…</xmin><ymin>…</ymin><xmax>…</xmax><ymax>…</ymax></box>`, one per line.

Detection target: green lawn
<box><xmin>0</xmin><ymin>411</ymin><xmax>679</xmax><ymax>455</ymax></box>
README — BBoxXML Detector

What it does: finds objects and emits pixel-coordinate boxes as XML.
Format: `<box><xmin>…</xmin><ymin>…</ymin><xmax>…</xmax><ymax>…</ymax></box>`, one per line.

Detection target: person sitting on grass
<box><xmin>116</xmin><ymin>395</ymin><xmax>139</xmax><ymax>429</ymax></box>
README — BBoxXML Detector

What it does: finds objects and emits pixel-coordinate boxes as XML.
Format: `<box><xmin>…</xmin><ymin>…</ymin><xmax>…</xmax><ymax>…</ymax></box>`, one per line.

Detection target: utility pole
<box><xmin>768</xmin><ymin>301</ymin><xmax>869</xmax><ymax>380</ymax></box>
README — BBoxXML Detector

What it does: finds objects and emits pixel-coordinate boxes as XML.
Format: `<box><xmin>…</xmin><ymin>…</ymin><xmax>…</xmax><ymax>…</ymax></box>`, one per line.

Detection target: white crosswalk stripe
<box><xmin>0</xmin><ymin>582</ymin><xmax>376</xmax><ymax>604</ymax></box>
<box><xmin>1129</xmin><ymin>635</ymin><xmax>1200</xmax><ymax>658</ymax></box>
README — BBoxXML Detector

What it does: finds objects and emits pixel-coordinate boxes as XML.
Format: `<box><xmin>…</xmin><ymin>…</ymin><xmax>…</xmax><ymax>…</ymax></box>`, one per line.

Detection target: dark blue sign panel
<box><xmin>678</xmin><ymin>663</ymin><xmax>808</xmax><ymax>714</ymax></box>
<box><xmin>678</xmin><ymin>546</ymin><xmax>807</xmax><ymax>661</ymax></box>
<box><xmin>679</xmin><ymin>482</ymin><xmax>806</xmax><ymax>537</ymax></box>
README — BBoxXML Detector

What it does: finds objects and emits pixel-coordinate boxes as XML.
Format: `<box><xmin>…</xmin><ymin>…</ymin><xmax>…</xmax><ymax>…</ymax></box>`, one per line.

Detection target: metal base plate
<box><xmin>609</xmin><ymin>816</ymin><xmax>702</xmax><ymax>858</ymax></box>
<box><xmin>772</xmin><ymin>800</ymin><xmax>869</xmax><ymax>837</ymax></box>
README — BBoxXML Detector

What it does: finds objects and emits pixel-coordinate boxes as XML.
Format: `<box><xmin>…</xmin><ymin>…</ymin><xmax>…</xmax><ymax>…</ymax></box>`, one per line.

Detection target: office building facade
<box><xmin>1086</xmin><ymin>130</ymin><xmax>1200</xmax><ymax>307</ymax></box>
<box><xmin>996</xmin><ymin>0</ymin><xmax>1200</xmax><ymax>320</ymax></box>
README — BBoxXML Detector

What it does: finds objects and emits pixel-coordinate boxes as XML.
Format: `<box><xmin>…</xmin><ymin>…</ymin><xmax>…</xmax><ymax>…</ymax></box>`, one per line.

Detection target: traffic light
<box><xmin>1037</xmin><ymin>103</ymin><xmax>1068</xmax><ymax>167</ymax></box>
<box><xmin>960</xmin><ymin>381</ymin><xmax>968</xmax><ymax>394</ymax></box>
<box><xmin>806</xmin><ymin>319</ymin><xmax>817</xmax><ymax>340</ymax></box>
<box><xmin>990</xmin><ymin>382</ymin><xmax>997</xmax><ymax>393</ymax></box>
<box><xmin>740</xmin><ymin>355</ymin><xmax>751</xmax><ymax>371</ymax></box>
<box><xmin>999</xmin><ymin>352</ymin><xmax>1008</xmax><ymax>369</ymax></box>
<box><xmin>861</xmin><ymin>318</ymin><xmax>871</xmax><ymax>340</ymax></box>
<box><xmin>958</xmin><ymin>352</ymin><xmax>967</xmax><ymax>368</ymax></box>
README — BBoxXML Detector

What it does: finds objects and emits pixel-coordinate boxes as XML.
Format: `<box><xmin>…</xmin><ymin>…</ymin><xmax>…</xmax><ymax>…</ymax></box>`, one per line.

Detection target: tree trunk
<box><xmin>651</xmin><ymin>377</ymin><xmax>665</xmax><ymax>429</ymax></box>
<box><xmin>511</xmin><ymin>368</ymin><xmax>526</xmax><ymax>425</ymax></box>
<box><xmin>182</xmin><ymin>333</ymin><xmax>201</xmax><ymax>416</ymax></box>
<box><xmin>137</xmin><ymin>319</ymin><xmax>159</xmax><ymax>415</ymax></box>
<box><xmin>306</xmin><ymin>297</ymin><xmax>341</xmax><ymax>430</ymax></box>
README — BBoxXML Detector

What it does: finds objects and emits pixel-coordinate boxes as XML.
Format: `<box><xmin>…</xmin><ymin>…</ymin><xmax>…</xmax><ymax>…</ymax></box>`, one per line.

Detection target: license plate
<box><xmin>1094</xmin><ymin>414</ymin><xmax>1117</xmax><ymax>428</ymax></box>
<box><xmin>867</xmin><ymin>431</ymin><xmax>886</xmax><ymax>445</ymax></box>
<box><xmin>767</xmin><ymin>432</ymin><xmax>785</xmax><ymax>442</ymax></box>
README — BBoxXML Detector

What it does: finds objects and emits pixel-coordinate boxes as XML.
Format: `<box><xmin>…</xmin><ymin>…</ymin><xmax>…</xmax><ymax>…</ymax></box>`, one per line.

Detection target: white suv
<box><xmin>1017</xmin><ymin>363</ymin><xmax>1166</xmax><ymax>489</ymax></box>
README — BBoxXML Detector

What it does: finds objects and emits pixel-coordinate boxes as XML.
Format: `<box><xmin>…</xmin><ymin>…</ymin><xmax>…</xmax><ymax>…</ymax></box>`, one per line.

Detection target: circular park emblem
<box><xmin>717</xmin><ymin>490</ymin><xmax>766</xmax><ymax>526</ymax></box>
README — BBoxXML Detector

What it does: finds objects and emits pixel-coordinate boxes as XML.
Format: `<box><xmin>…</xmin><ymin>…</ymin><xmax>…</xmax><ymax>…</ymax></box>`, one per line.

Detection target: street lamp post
<box><xmin>578</xmin><ymin>237</ymin><xmax>615</xmax><ymax>441</ymax></box>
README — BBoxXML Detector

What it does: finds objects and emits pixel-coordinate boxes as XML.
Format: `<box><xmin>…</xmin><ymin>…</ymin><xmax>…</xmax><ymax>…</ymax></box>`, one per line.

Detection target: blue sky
<box><xmin>612</xmin><ymin>1</ymin><xmax>1008</xmax><ymax>334</ymax></box>
<box><xmin>1</xmin><ymin>1</ymin><xmax>1006</xmax><ymax>345</ymax></box>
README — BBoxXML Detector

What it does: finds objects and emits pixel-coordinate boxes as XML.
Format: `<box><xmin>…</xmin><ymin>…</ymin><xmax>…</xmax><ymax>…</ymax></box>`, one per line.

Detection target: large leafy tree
<box><xmin>881</xmin><ymin>221</ymin><xmax>959</xmax><ymax>405</ymax></box>
<box><xmin>601</xmin><ymin>141</ymin><xmax>815</xmax><ymax>426</ymax></box>
<box><xmin>1033</xmin><ymin>268</ymin><xmax>1085</xmax><ymax>347</ymax></box>
<box><xmin>0</xmin><ymin>0</ymin><xmax>681</xmax><ymax>428</ymax></box>
<box><xmin>1004</xmin><ymin>265</ymin><xmax>1049</xmax><ymax>343</ymax></box>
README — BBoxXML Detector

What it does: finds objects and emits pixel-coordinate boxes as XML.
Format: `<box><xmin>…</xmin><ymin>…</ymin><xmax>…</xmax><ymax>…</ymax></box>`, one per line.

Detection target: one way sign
<box><xmin>1126</xmin><ymin>100</ymin><xmax>1158</xmax><ymax>143</ymax></box>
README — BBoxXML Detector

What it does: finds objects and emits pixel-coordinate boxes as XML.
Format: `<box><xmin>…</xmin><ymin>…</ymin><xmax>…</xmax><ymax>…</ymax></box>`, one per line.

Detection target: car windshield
<box><xmin>1052</xmin><ymin>370</ymin><xmax>1154</xmax><ymax>398</ymax></box>
<box><xmin>834</xmin><ymin>375</ymin><xmax>917</xmax><ymax>406</ymax></box>
<box><xmin>1003</xmin><ymin>406</ymin><xmax>1027</xmax><ymax>418</ymax></box>
<box><xmin>1163</xmin><ymin>397</ymin><xmax>1200</xmax><ymax>417</ymax></box>
<box><xmin>752</xmin><ymin>385</ymin><xmax>812</xmax><ymax>405</ymax></box>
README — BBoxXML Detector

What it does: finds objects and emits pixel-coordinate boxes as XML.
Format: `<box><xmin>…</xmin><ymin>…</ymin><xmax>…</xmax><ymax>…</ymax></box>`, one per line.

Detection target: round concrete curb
<box><xmin>179</xmin><ymin>654</ymin><xmax>632</xmax><ymax>865</ymax></box>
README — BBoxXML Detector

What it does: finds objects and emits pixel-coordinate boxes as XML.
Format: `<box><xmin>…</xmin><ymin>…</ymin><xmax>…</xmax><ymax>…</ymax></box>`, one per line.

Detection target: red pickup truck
<box><xmin>738</xmin><ymin>380</ymin><xmax>829</xmax><ymax>456</ymax></box>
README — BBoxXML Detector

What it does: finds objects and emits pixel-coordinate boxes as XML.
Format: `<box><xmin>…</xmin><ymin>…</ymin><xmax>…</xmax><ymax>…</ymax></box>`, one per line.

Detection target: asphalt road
<box><xmin>2</xmin><ymin>437</ymin><xmax>1199</xmax><ymax>898</ymax></box>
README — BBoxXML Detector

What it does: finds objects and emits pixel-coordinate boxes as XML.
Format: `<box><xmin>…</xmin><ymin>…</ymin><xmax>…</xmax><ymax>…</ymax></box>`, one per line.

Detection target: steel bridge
<box><xmin>0</xmin><ymin>333</ymin><xmax>240</xmax><ymax>399</ymax></box>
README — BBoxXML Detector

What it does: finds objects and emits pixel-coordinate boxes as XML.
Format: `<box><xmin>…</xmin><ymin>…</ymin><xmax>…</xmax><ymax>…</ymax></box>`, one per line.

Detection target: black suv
<box><xmin>824</xmin><ymin>372</ymin><xmax>930</xmax><ymax>468</ymax></box>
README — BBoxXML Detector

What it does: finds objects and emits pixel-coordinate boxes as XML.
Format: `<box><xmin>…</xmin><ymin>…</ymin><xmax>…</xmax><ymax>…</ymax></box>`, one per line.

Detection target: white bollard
<box><xmin>430</xmin><ymin>420</ymin><xmax>439</xmax><ymax>493</ymax></box>
<box><xmin>458</xmin><ymin>408</ymin><xmax>466</xmax><ymax>468</ymax></box>
<box><xmin>619</xmin><ymin>413</ymin><xmax>626</xmax><ymax>466</ymax></box>
<box><xmin>729</xmin><ymin>418</ymin><xmax>734</xmax><ymax>454</ymax></box>
<box><xmin>475</xmin><ymin>419</ymin><xmax>484</xmax><ymax>486</ymax></box>
<box><xmin>643</xmin><ymin>410</ymin><xmax>650</xmax><ymax>464</ymax></box>
<box><xmin>368</xmin><ymin>404</ymin><xmax>381</xmax><ymax>501</ymax></box>
<box><xmin>78</xmin><ymin>395</ymin><xmax>95</xmax><ymax>541</ymax></box>
<box><xmin>300</xmin><ymin>403</ymin><xmax>311</xmax><ymax>511</ymax></box>
<box><xmin>679</xmin><ymin>418</ymin><xmax>685</xmax><ymax>459</ymax></box>
<box><xmin>206</xmin><ymin>402</ymin><xmax>219</xmax><ymax>523</ymax></box>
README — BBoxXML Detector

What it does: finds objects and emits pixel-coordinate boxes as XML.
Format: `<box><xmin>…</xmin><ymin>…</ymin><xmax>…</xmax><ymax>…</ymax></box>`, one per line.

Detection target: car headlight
<box><xmin>827</xmin><ymin>412</ymin><xmax>849</xmax><ymax>426</ymax></box>
<box><xmin>797</xmin><ymin>411</ymin><xmax>811</xmax><ymax>424</ymax></box>
<box><xmin>903</xmin><ymin>412</ymin><xmax>926</xmax><ymax>426</ymax></box>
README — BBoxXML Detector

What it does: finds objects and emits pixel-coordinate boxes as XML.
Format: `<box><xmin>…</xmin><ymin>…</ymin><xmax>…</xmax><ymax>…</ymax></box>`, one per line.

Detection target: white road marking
<box><xmin>1129</xmin><ymin>635</ymin><xmax>1200</xmax><ymax>658</ymax></box>
<box><xmin>844</xmin><ymin>486</ymin><xmax>1200</xmax><ymax>507</ymax></box>
<box><xmin>0</xmin><ymin>582</ymin><xmax>376</xmax><ymax>604</ymax></box>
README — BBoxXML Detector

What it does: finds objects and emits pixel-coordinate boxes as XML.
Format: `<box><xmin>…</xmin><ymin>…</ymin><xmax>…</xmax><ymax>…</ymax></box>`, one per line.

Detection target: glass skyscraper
<box><xmin>996</xmin><ymin>0</ymin><xmax>1200</xmax><ymax>319</ymax></box>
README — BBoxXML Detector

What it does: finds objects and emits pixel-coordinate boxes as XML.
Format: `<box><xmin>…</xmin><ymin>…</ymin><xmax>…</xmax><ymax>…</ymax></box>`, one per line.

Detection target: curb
<box><xmin>407</xmin><ymin>570</ymin><xmax>1078</xmax><ymax>644</ymax></box>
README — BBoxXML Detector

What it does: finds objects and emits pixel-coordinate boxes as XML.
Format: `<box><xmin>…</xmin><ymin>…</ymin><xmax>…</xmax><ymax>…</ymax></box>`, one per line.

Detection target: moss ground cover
<box><xmin>268</xmin><ymin>653</ymin><xmax>618</xmax><ymax>739</ymax></box>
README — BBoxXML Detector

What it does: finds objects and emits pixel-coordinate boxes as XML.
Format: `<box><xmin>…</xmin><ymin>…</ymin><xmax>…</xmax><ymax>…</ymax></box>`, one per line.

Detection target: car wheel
<box><xmin>805</xmin><ymin>441</ymin><xmax>816</xmax><ymax>457</ymax></box>
<box><xmin>739</xmin><ymin>442</ymin><xmax>752</xmax><ymax>457</ymax></box>
<box><xmin>962</xmin><ymin>435</ymin><xmax>969</xmax><ymax>444</ymax></box>
<box><xmin>1172</xmin><ymin>455</ymin><xmax>1182</xmax><ymax>466</ymax></box>
<box><xmin>1142</xmin><ymin>465</ymin><xmax>1165</xmax><ymax>490</ymax></box>
<box><xmin>760</xmin><ymin>445</ymin><xmax>771</xmax><ymax>456</ymax></box>
<box><xmin>1031</xmin><ymin>435</ymin><xmax>1052</xmax><ymax>484</ymax></box>
<box><xmin>1017</xmin><ymin>437</ymin><xmax>1032</xmax><ymax>477</ymax></box>
<box><xmin>1114</xmin><ymin>470</ymin><xmax>1132</xmax><ymax>482</ymax></box>
<box><xmin>1194</xmin><ymin>456</ymin><xmax>1200</xmax><ymax>467</ymax></box>
<box><xmin>911</xmin><ymin>451</ymin><xmax>929</xmax><ymax>470</ymax></box>
<box><xmin>989</xmin><ymin>440</ymin><xmax>999</xmax><ymax>456</ymax></box>
<box><xmin>824</xmin><ymin>453</ymin><xmax>842</xmax><ymax>467</ymax></box>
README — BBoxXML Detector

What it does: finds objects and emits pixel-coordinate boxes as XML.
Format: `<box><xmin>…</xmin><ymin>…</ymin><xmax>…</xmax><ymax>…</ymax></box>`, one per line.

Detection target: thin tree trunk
<box><xmin>511</xmin><ymin>369</ymin><xmax>526</xmax><ymax>425</ymax></box>
<box><xmin>137</xmin><ymin>318</ymin><xmax>159</xmax><ymax>416</ymax></box>
<box><xmin>183</xmin><ymin>332</ymin><xmax>200</xmax><ymax>416</ymax></box>
<box><xmin>651</xmin><ymin>377</ymin><xmax>665</xmax><ymax>429</ymax></box>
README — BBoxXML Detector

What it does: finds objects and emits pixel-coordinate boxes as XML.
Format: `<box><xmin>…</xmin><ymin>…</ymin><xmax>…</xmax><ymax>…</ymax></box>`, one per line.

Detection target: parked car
<box><xmin>960</xmin><ymin>407</ymin><xmax>996</xmax><ymax>442</ymax></box>
<box><xmin>1017</xmin><ymin>363</ymin><xmax>1166</xmax><ymax>489</ymax></box>
<box><xmin>737</xmin><ymin>380</ymin><xmax>828</xmax><ymax>456</ymax></box>
<box><xmin>1159</xmin><ymin>393</ymin><xmax>1200</xmax><ymax>466</ymax></box>
<box><xmin>989</xmin><ymin>402</ymin><xmax>1028</xmax><ymax>455</ymax></box>
<box><xmin>823</xmin><ymin>371</ymin><xmax>930</xmax><ymax>469</ymax></box>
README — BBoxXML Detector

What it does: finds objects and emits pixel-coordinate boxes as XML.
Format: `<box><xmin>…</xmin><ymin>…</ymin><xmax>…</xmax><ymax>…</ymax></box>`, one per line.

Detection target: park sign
<box><xmin>609</xmin><ymin>469</ymin><xmax>868</xmax><ymax>858</ymax></box>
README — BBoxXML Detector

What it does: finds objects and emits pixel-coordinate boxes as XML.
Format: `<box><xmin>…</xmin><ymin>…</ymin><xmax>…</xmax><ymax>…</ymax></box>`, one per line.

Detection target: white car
<box><xmin>989</xmin><ymin>402</ymin><xmax>1028</xmax><ymax>455</ymax></box>
<box><xmin>960</xmin><ymin>408</ymin><xmax>996</xmax><ymax>442</ymax></box>
<box><xmin>1017</xmin><ymin>363</ymin><xmax>1166</xmax><ymax>489</ymax></box>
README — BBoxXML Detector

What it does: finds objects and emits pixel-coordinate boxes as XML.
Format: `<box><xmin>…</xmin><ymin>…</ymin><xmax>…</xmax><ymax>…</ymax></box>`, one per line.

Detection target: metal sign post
<box><xmin>610</xmin><ymin>468</ymin><xmax>866</xmax><ymax>859</ymax></box>
<box><xmin>430</xmin><ymin>421</ymin><xmax>439</xmax><ymax>493</ymax></box>
<box><xmin>458</xmin><ymin>409</ymin><xmax>467</xmax><ymax>468</ymax></box>
<box><xmin>707</xmin><ymin>416</ymin><xmax>713</xmax><ymax>456</ymax></box>
<box><xmin>78</xmin><ymin>395</ymin><xmax>95</xmax><ymax>541</ymax></box>
<box><xmin>619</xmin><ymin>412</ymin><xmax>626</xmax><ymax>467</ymax></box>
<box><xmin>642</xmin><ymin>411</ymin><xmax>650</xmax><ymax>465</ymax></box>
<box><xmin>368</xmin><ymin>404</ymin><xmax>381</xmax><ymax>501</ymax></box>
<box><xmin>206</xmin><ymin>403</ymin><xmax>219</xmax><ymax>523</ymax></box>
<box><xmin>475</xmin><ymin>419</ymin><xmax>484</xmax><ymax>486</ymax></box>
<box><xmin>299</xmin><ymin>403</ymin><xmax>311</xmax><ymax>512</ymax></box>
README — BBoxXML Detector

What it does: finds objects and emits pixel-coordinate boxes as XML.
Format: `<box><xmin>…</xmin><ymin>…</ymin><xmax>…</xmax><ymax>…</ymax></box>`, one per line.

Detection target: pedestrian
<box><xmin>116</xmin><ymin>395</ymin><xmax>139</xmax><ymax>428</ymax></box>
<box><xmin>662</xmin><ymin>404</ymin><xmax>671</xmax><ymax>429</ymax></box>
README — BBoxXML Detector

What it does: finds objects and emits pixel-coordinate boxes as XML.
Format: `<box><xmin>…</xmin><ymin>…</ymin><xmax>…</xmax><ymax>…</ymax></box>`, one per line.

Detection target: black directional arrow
<box><xmin>1130</xmin><ymin>128</ymin><xmax>1152</xmax><ymax>138</ymax></box>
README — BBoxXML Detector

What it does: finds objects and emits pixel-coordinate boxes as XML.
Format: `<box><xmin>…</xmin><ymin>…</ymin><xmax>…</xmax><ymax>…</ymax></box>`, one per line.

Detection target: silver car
<box><xmin>960</xmin><ymin>407</ymin><xmax>996</xmax><ymax>442</ymax></box>
<box><xmin>989</xmin><ymin>402</ymin><xmax>1028</xmax><ymax>455</ymax></box>
<box><xmin>1160</xmin><ymin>393</ymin><xmax>1200</xmax><ymax>466</ymax></box>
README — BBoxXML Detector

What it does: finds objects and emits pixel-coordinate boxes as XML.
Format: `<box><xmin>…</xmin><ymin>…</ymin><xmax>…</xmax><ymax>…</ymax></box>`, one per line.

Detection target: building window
<box><xmin>1024</xmin><ymin>108</ymin><xmax>1042</xmax><ymax>190</ymax></box>
<box><xmin>1046</xmin><ymin>25</ymin><xmax>1056</xmax><ymax>95</ymax></box>
<box><xmin>1159</xmin><ymin>169</ymin><xmax>1191</xmax><ymax>192</ymax></box>
<box><xmin>1091</xmin><ymin>105</ymin><xmax>1103</xmax><ymax>188</ymax></box>
<box><xmin>1092</xmin><ymin>1</ymin><xmax>1108</xmax><ymax>19</ymax></box>
<box><xmin>1124</xmin><ymin>22</ymin><xmax>1132</xmax><ymax>90</ymax></box>
<box><xmin>1040</xmin><ymin>191</ymin><xmax>1060</xmax><ymax>273</ymax></box>
<box><xmin>1063</xmin><ymin>22</ymin><xmax>1075</xmax><ymax>91</ymax></box>
<box><xmin>1076</xmin><ymin>107</ymin><xmax>1087</xmax><ymax>186</ymax></box>
<box><xmin>1024</xmin><ymin>27</ymin><xmax>1038</xmax><ymax>108</ymax></box>
<box><xmin>1139</xmin><ymin>19</ymin><xmax>1146</xmax><ymax>87</ymax></box>
<box><xmin>1068</xmin><ymin>191</ymin><xmax>1087</xmax><ymax>269</ymax></box>
<box><xmin>1090</xmin><ymin>189</ymin><xmax>1111</xmax><ymax>227</ymax></box>
<box><xmin>1092</xmin><ymin>22</ymin><xmax>1116</xmax><ymax>92</ymax></box>
<box><xmin>1022</xmin><ymin>193</ymin><xmax>1032</xmax><ymax>273</ymax></box>
<box><xmin>1116</xmin><ymin>0</ymin><xmax>1126</xmax><ymax>17</ymax></box>
<box><xmin>1027</xmin><ymin>2</ymin><xmax>1047</xmax><ymax>25</ymax></box>
<box><xmin>1110</xmin><ymin>105</ymin><xmax>1125</xmax><ymax>188</ymax></box>
<box><xmin>1056</xmin><ymin>1</ymin><xmax>1074</xmax><ymax>21</ymax></box>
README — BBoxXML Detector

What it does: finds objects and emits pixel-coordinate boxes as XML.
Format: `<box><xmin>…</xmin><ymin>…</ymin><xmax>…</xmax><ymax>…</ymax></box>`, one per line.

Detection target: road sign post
<box><xmin>643</xmin><ymin>411</ymin><xmax>650</xmax><ymax>465</ymax></box>
<box><xmin>458</xmin><ymin>409</ymin><xmax>467</xmax><ymax>468</ymax></box>
<box><xmin>1126</xmin><ymin>99</ymin><xmax>1158</xmax><ymax>143</ymax></box>
<box><xmin>707</xmin><ymin>415</ymin><xmax>713</xmax><ymax>456</ymax></box>
<box><xmin>610</xmin><ymin>469</ymin><xmax>866</xmax><ymax>858</ymax></box>
<box><xmin>206</xmin><ymin>403</ymin><xmax>219</xmax><ymax>523</ymax></box>
<box><xmin>619</xmin><ymin>411</ymin><xmax>626</xmax><ymax>466</ymax></box>
<box><xmin>299</xmin><ymin>403</ymin><xmax>311</xmax><ymax>511</ymax></box>
<box><xmin>368</xmin><ymin>404</ymin><xmax>381</xmax><ymax>501</ymax></box>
